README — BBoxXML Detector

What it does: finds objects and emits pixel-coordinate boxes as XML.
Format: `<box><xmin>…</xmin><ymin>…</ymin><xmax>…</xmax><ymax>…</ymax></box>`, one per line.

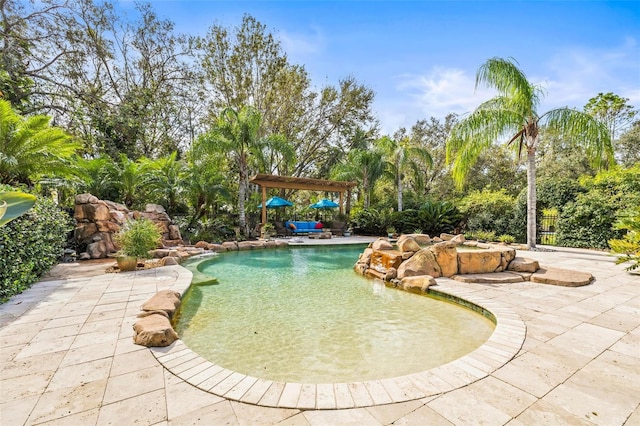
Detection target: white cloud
<box><xmin>279</xmin><ymin>26</ymin><xmax>326</xmax><ymax>57</ymax></box>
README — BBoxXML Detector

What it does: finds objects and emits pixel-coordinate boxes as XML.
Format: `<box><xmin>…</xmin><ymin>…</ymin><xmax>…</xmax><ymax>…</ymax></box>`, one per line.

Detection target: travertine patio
<box><xmin>0</xmin><ymin>244</ymin><xmax>638</xmax><ymax>425</ymax></box>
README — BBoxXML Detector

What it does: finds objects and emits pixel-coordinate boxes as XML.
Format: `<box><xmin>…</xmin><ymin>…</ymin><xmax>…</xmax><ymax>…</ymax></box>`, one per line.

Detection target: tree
<box><xmin>378</xmin><ymin>134</ymin><xmax>432</xmax><ymax>212</ymax></box>
<box><xmin>0</xmin><ymin>99</ymin><xmax>79</xmax><ymax>185</ymax></box>
<box><xmin>194</xmin><ymin>106</ymin><xmax>268</xmax><ymax>236</ymax></box>
<box><xmin>332</xmin><ymin>148</ymin><xmax>385</xmax><ymax>209</ymax></box>
<box><xmin>616</xmin><ymin>120</ymin><xmax>640</xmax><ymax>167</ymax></box>
<box><xmin>446</xmin><ymin>57</ymin><xmax>612</xmax><ymax>248</ymax></box>
<box><xmin>198</xmin><ymin>14</ymin><xmax>375</xmax><ymax>179</ymax></box>
<box><xmin>584</xmin><ymin>92</ymin><xmax>638</xmax><ymax>141</ymax></box>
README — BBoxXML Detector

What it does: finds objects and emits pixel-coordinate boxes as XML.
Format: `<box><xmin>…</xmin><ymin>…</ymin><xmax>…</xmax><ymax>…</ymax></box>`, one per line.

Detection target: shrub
<box><xmin>609</xmin><ymin>207</ymin><xmax>640</xmax><ymax>271</ymax></box>
<box><xmin>497</xmin><ymin>234</ymin><xmax>516</xmax><ymax>244</ymax></box>
<box><xmin>350</xmin><ymin>208</ymin><xmax>389</xmax><ymax>235</ymax></box>
<box><xmin>459</xmin><ymin>189</ymin><xmax>518</xmax><ymax>238</ymax></box>
<box><xmin>474</xmin><ymin>230</ymin><xmax>496</xmax><ymax>242</ymax></box>
<box><xmin>114</xmin><ymin>218</ymin><xmax>162</xmax><ymax>258</ymax></box>
<box><xmin>0</xmin><ymin>186</ymin><xmax>73</xmax><ymax>300</ymax></box>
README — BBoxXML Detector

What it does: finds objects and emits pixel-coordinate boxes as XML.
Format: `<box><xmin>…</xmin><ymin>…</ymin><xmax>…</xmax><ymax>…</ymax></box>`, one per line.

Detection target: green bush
<box><xmin>497</xmin><ymin>234</ymin><xmax>516</xmax><ymax>244</ymax></box>
<box><xmin>0</xmin><ymin>186</ymin><xmax>73</xmax><ymax>300</ymax></box>
<box><xmin>459</xmin><ymin>189</ymin><xmax>519</xmax><ymax>238</ymax></box>
<box><xmin>114</xmin><ymin>218</ymin><xmax>161</xmax><ymax>258</ymax></box>
<box><xmin>474</xmin><ymin>230</ymin><xmax>496</xmax><ymax>242</ymax></box>
<box><xmin>350</xmin><ymin>208</ymin><xmax>390</xmax><ymax>235</ymax></box>
<box><xmin>556</xmin><ymin>167</ymin><xmax>640</xmax><ymax>249</ymax></box>
<box><xmin>609</xmin><ymin>207</ymin><xmax>640</xmax><ymax>271</ymax></box>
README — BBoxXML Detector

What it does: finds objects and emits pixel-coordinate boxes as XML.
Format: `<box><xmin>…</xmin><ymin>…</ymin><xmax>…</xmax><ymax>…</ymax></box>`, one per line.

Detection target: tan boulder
<box><xmin>507</xmin><ymin>257</ymin><xmax>540</xmax><ymax>273</ymax></box>
<box><xmin>75</xmin><ymin>223</ymin><xmax>98</xmax><ymax>242</ymax></box>
<box><xmin>354</xmin><ymin>263</ymin><xmax>368</xmax><ymax>275</ymax></box>
<box><xmin>440</xmin><ymin>233</ymin><xmax>454</xmax><ymax>241</ymax></box>
<box><xmin>87</xmin><ymin>240</ymin><xmax>108</xmax><ymax>259</ymax></box>
<box><xmin>145</xmin><ymin>203</ymin><xmax>166</xmax><ymax>214</ymax></box>
<box><xmin>275</xmin><ymin>241</ymin><xmax>289</xmax><ymax>248</ymax></box>
<box><xmin>110</xmin><ymin>210</ymin><xmax>128</xmax><ymax>224</ymax></box>
<box><xmin>397</xmin><ymin>248</ymin><xmax>441</xmax><ymax>279</ymax></box>
<box><xmin>429</xmin><ymin>242</ymin><xmax>458</xmax><ymax>277</ymax></box>
<box><xmin>385</xmin><ymin>267</ymin><xmax>397</xmax><ymax>281</ymax></box>
<box><xmin>168</xmin><ymin>225</ymin><xmax>181</xmax><ymax>240</ymax></box>
<box><xmin>84</xmin><ymin>203</ymin><xmax>111</xmax><ymax>221</ymax></box>
<box><xmin>398</xmin><ymin>237</ymin><xmax>421</xmax><ymax>253</ymax></box>
<box><xmin>452</xmin><ymin>272</ymin><xmax>524</xmax><ymax>284</ymax></box>
<box><xmin>530</xmin><ymin>267</ymin><xmax>593</xmax><ymax>287</ymax></box>
<box><xmin>96</xmin><ymin>220</ymin><xmax>120</xmax><ymax>233</ymax></box>
<box><xmin>450</xmin><ymin>234</ymin><xmax>466</xmax><ymax>245</ymax></box>
<box><xmin>369</xmin><ymin>250</ymin><xmax>403</xmax><ymax>273</ymax></box>
<box><xmin>195</xmin><ymin>241</ymin><xmax>209</xmax><ymax>249</ymax></box>
<box><xmin>399</xmin><ymin>275</ymin><xmax>436</xmax><ymax>293</ymax></box>
<box><xmin>372</xmin><ymin>238</ymin><xmax>393</xmax><ymax>250</ymax></box>
<box><xmin>359</xmin><ymin>248</ymin><xmax>374</xmax><ymax>265</ymax></box>
<box><xmin>237</xmin><ymin>241</ymin><xmax>253</xmax><ymax>250</ymax></box>
<box><xmin>75</xmin><ymin>193</ymin><xmax>99</xmax><ymax>204</ymax></box>
<box><xmin>160</xmin><ymin>256</ymin><xmax>179</xmax><ymax>266</ymax></box>
<box><xmin>208</xmin><ymin>244</ymin><xmax>227</xmax><ymax>253</ymax></box>
<box><xmin>412</xmin><ymin>234</ymin><xmax>432</xmax><ymax>245</ymax></box>
<box><xmin>141</xmin><ymin>290</ymin><xmax>181</xmax><ymax>317</ymax></box>
<box><xmin>133</xmin><ymin>312</ymin><xmax>178</xmax><ymax>347</ymax></box>
<box><xmin>222</xmin><ymin>241</ymin><xmax>238</xmax><ymax>251</ymax></box>
<box><xmin>457</xmin><ymin>250</ymin><xmax>501</xmax><ymax>274</ymax></box>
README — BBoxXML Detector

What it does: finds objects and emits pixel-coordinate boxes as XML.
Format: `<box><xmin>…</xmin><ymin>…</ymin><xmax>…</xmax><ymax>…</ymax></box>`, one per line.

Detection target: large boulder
<box><xmin>133</xmin><ymin>311</ymin><xmax>179</xmax><ymax>347</ymax></box>
<box><xmin>507</xmin><ymin>257</ymin><xmax>540</xmax><ymax>273</ymax></box>
<box><xmin>457</xmin><ymin>250</ymin><xmax>502</xmax><ymax>274</ymax></box>
<box><xmin>141</xmin><ymin>290</ymin><xmax>181</xmax><ymax>317</ymax></box>
<box><xmin>429</xmin><ymin>242</ymin><xmax>458</xmax><ymax>277</ymax></box>
<box><xmin>369</xmin><ymin>250</ymin><xmax>403</xmax><ymax>273</ymax></box>
<box><xmin>399</xmin><ymin>275</ymin><xmax>436</xmax><ymax>293</ymax></box>
<box><xmin>372</xmin><ymin>238</ymin><xmax>393</xmax><ymax>251</ymax></box>
<box><xmin>397</xmin><ymin>237</ymin><xmax>421</xmax><ymax>253</ymax></box>
<box><xmin>397</xmin><ymin>248</ymin><xmax>441</xmax><ymax>279</ymax></box>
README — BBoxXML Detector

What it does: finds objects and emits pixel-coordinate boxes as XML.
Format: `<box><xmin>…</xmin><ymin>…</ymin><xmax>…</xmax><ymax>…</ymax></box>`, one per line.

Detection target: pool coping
<box><xmin>150</xmin><ymin>266</ymin><xmax>526</xmax><ymax>410</ymax></box>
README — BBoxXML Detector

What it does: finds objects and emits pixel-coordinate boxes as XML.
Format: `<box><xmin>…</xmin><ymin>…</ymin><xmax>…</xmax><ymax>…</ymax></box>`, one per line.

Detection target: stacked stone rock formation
<box><xmin>133</xmin><ymin>290</ymin><xmax>181</xmax><ymax>347</ymax></box>
<box><xmin>355</xmin><ymin>234</ymin><xmax>594</xmax><ymax>287</ymax></box>
<box><xmin>74</xmin><ymin>193</ymin><xmax>182</xmax><ymax>259</ymax></box>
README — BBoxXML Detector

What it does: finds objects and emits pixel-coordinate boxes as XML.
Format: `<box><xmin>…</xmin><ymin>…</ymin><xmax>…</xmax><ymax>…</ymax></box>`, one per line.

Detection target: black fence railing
<box><xmin>540</xmin><ymin>214</ymin><xmax>558</xmax><ymax>245</ymax></box>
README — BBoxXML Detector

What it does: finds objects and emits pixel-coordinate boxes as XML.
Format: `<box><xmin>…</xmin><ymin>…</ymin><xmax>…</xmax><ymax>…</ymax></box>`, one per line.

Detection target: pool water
<box><xmin>176</xmin><ymin>245</ymin><xmax>494</xmax><ymax>383</ymax></box>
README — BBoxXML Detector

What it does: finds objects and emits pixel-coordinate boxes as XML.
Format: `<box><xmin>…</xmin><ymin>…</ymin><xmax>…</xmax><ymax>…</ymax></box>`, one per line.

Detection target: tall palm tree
<box><xmin>195</xmin><ymin>106</ymin><xmax>265</xmax><ymax>236</ymax></box>
<box><xmin>0</xmin><ymin>99</ymin><xmax>80</xmax><ymax>185</ymax></box>
<box><xmin>378</xmin><ymin>135</ymin><xmax>432</xmax><ymax>212</ymax></box>
<box><xmin>446</xmin><ymin>58</ymin><xmax>612</xmax><ymax>248</ymax></box>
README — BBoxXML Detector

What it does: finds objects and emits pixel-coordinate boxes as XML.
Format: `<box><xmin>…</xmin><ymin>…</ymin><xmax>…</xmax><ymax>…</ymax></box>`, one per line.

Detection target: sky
<box><xmin>124</xmin><ymin>0</ymin><xmax>640</xmax><ymax>135</ymax></box>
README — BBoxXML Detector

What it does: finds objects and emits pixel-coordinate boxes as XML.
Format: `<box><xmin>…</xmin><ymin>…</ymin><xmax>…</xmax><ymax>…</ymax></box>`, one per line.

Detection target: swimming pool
<box><xmin>175</xmin><ymin>245</ymin><xmax>495</xmax><ymax>384</ymax></box>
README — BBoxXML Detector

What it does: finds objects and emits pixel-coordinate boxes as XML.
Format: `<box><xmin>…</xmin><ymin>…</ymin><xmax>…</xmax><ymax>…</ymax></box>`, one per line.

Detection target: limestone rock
<box><xmin>237</xmin><ymin>241</ymin><xmax>253</xmax><ymax>250</ymax></box>
<box><xmin>84</xmin><ymin>203</ymin><xmax>111</xmax><ymax>221</ymax></box>
<box><xmin>359</xmin><ymin>248</ymin><xmax>374</xmax><ymax>265</ymax></box>
<box><xmin>168</xmin><ymin>225</ymin><xmax>181</xmax><ymax>240</ymax></box>
<box><xmin>398</xmin><ymin>237</ymin><xmax>421</xmax><ymax>253</ymax></box>
<box><xmin>222</xmin><ymin>241</ymin><xmax>238</xmax><ymax>251</ymax></box>
<box><xmin>145</xmin><ymin>204</ymin><xmax>166</xmax><ymax>214</ymax></box>
<box><xmin>133</xmin><ymin>313</ymin><xmax>178</xmax><ymax>347</ymax></box>
<box><xmin>452</xmin><ymin>272</ymin><xmax>524</xmax><ymax>284</ymax></box>
<box><xmin>402</xmin><ymin>252</ymin><xmax>414</xmax><ymax>260</ymax></box>
<box><xmin>530</xmin><ymin>267</ymin><xmax>593</xmax><ymax>287</ymax></box>
<box><xmin>397</xmin><ymin>248</ymin><xmax>441</xmax><ymax>279</ymax></box>
<box><xmin>87</xmin><ymin>241</ymin><xmax>108</xmax><ymax>259</ymax></box>
<box><xmin>440</xmin><ymin>233</ymin><xmax>454</xmax><ymax>241</ymax></box>
<box><xmin>276</xmin><ymin>241</ymin><xmax>289</xmax><ymax>248</ymax></box>
<box><xmin>109</xmin><ymin>210</ymin><xmax>128</xmax><ymax>225</ymax></box>
<box><xmin>507</xmin><ymin>257</ymin><xmax>540</xmax><ymax>273</ymax></box>
<box><xmin>208</xmin><ymin>244</ymin><xmax>227</xmax><ymax>253</ymax></box>
<box><xmin>75</xmin><ymin>193</ymin><xmax>98</xmax><ymax>204</ymax></box>
<box><xmin>354</xmin><ymin>263</ymin><xmax>368</xmax><ymax>275</ymax></box>
<box><xmin>369</xmin><ymin>250</ymin><xmax>403</xmax><ymax>273</ymax></box>
<box><xmin>412</xmin><ymin>234</ymin><xmax>432</xmax><ymax>245</ymax></box>
<box><xmin>195</xmin><ymin>241</ymin><xmax>209</xmax><ymax>249</ymax></box>
<box><xmin>372</xmin><ymin>238</ymin><xmax>393</xmax><ymax>250</ymax></box>
<box><xmin>432</xmin><ymin>237</ymin><xmax>443</xmax><ymax>242</ymax></box>
<box><xmin>457</xmin><ymin>250</ymin><xmax>502</xmax><ymax>274</ymax></box>
<box><xmin>450</xmin><ymin>234</ymin><xmax>466</xmax><ymax>245</ymax></box>
<box><xmin>141</xmin><ymin>290</ymin><xmax>181</xmax><ymax>317</ymax></box>
<box><xmin>429</xmin><ymin>242</ymin><xmax>458</xmax><ymax>277</ymax></box>
<box><xmin>78</xmin><ymin>252</ymin><xmax>91</xmax><ymax>260</ymax></box>
<box><xmin>160</xmin><ymin>256</ymin><xmax>179</xmax><ymax>266</ymax></box>
<box><xmin>399</xmin><ymin>275</ymin><xmax>436</xmax><ymax>293</ymax></box>
<box><xmin>385</xmin><ymin>267</ymin><xmax>397</xmax><ymax>281</ymax></box>
<box><xmin>95</xmin><ymin>220</ymin><xmax>120</xmax><ymax>233</ymax></box>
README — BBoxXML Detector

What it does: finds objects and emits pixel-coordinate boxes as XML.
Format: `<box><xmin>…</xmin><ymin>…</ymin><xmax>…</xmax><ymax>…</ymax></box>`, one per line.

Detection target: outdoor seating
<box><xmin>285</xmin><ymin>220</ymin><xmax>325</xmax><ymax>235</ymax></box>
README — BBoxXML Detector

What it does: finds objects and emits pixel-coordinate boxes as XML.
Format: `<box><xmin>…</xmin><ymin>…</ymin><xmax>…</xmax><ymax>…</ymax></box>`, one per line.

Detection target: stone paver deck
<box><xmin>1</xmin><ymin>244</ymin><xmax>639</xmax><ymax>425</ymax></box>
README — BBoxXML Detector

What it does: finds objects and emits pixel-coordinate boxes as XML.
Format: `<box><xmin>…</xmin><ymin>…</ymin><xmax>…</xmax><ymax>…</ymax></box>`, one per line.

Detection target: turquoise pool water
<box><xmin>176</xmin><ymin>245</ymin><xmax>494</xmax><ymax>383</ymax></box>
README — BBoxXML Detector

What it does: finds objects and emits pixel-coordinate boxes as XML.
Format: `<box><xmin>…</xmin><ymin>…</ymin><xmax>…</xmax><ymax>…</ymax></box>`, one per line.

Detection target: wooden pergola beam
<box><xmin>249</xmin><ymin>174</ymin><xmax>357</xmax><ymax>225</ymax></box>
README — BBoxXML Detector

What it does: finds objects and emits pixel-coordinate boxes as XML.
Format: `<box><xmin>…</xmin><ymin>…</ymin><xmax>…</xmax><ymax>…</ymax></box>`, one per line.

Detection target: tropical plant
<box><xmin>332</xmin><ymin>148</ymin><xmax>385</xmax><ymax>209</ymax></box>
<box><xmin>108</xmin><ymin>154</ymin><xmax>151</xmax><ymax>208</ymax></box>
<box><xmin>446</xmin><ymin>57</ymin><xmax>613</xmax><ymax>248</ymax></box>
<box><xmin>114</xmin><ymin>218</ymin><xmax>162</xmax><ymax>259</ymax></box>
<box><xmin>609</xmin><ymin>207</ymin><xmax>640</xmax><ymax>271</ymax></box>
<box><xmin>459</xmin><ymin>189</ymin><xmax>518</xmax><ymax>238</ymax></box>
<box><xmin>474</xmin><ymin>230</ymin><xmax>497</xmax><ymax>242</ymax></box>
<box><xmin>378</xmin><ymin>135</ymin><xmax>432</xmax><ymax>212</ymax></box>
<box><xmin>497</xmin><ymin>234</ymin><xmax>516</xmax><ymax>244</ymax></box>
<box><xmin>0</xmin><ymin>99</ymin><xmax>80</xmax><ymax>185</ymax></box>
<box><xmin>142</xmin><ymin>152</ymin><xmax>187</xmax><ymax>215</ymax></box>
<box><xmin>195</xmin><ymin>106</ymin><xmax>270</xmax><ymax>236</ymax></box>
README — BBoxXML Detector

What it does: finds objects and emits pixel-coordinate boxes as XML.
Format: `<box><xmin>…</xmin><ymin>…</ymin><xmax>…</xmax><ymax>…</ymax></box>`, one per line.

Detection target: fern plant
<box><xmin>609</xmin><ymin>208</ymin><xmax>640</xmax><ymax>271</ymax></box>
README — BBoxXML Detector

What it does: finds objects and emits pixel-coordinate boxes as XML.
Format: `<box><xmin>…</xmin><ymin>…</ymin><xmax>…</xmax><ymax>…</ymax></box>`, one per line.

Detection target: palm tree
<box><xmin>332</xmin><ymin>148</ymin><xmax>385</xmax><ymax>209</ymax></box>
<box><xmin>446</xmin><ymin>57</ymin><xmax>612</xmax><ymax>248</ymax></box>
<box><xmin>378</xmin><ymin>135</ymin><xmax>432</xmax><ymax>212</ymax></box>
<box><xmin>108</xmin><ymin>154</ymin><xmax>151</xmax><ymax>208</ymax></box>
<box><xmin>195</xmin><ymin>106</ymin><xmax>266</xmax><ymax>236</ymax></box>
<box><xmin>142</xmin><ymin>152</ymin><xmax>187</xmax><ymax>215</ymax></box>
<box><xmin>0</xmin><ymin>99</ymin><xmax>80</xmax><ymax>185</ymax></box>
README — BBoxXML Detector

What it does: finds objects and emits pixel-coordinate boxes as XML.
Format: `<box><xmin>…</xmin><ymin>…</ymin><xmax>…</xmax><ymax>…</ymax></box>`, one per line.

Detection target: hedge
<box><xmin>0</xmin><ymin>186</ymin><xmax>73</xmax><ymax>300</ymax></box>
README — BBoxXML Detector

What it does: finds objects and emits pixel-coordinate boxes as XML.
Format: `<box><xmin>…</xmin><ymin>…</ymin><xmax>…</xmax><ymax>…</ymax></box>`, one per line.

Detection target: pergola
<box><xmin>249</xmin><ymin>173</ymin><xmax>357</xmax><ymax>225</ymax></box>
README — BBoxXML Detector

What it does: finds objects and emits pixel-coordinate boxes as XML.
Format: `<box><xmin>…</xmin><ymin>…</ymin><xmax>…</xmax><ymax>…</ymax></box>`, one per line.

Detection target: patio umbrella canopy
<box><xmin>258</xmin><ymin>196</ymin><xmax>294</xmax><ymax>208</ymax></box>
<box><xmin>310</xmin><ymin>198</ymin><xmax>339</xmax><ymax>209</ymax></box>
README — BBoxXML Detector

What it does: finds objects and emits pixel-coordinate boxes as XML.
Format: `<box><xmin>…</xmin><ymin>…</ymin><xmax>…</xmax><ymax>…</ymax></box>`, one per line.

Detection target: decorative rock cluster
<box><xmin>354</xmin><ymin>234</ymin><xmax>594</xmax><ymax>288</ymax></box>
<box><xmin>133</xmin><ymin>290</ymin><xmax>181</xmax><ymax>347</ymax></box>
<box><xmin>74</xmin><ymin>193</ymin><xmax>182</xmax><ymax>259</ymax></box>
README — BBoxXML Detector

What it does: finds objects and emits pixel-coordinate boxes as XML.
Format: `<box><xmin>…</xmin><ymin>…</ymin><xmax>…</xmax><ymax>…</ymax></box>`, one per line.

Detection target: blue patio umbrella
<box><xmin>310</xmin><ymin>198</ymin><xmax>339</xmax><ymax>209</ymax></box>
<box><xmin>258</xmin><ymin>196</ymin><xmax>294</xmax><ymax>209</ymax></box>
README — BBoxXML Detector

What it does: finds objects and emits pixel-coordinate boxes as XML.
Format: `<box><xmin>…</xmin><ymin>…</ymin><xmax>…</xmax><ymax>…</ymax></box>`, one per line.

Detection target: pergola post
<box><xmin>261</xmin><ymin>186</ymin><xmax>267</xmax><ymax>225</ymax></box>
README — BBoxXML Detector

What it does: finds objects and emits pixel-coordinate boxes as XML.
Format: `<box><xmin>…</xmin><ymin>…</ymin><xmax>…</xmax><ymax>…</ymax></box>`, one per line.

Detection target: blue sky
<box><xmin>130</xmin><ymin>1</ymin><xmax>640</xmax><ymax>134</ymax></box>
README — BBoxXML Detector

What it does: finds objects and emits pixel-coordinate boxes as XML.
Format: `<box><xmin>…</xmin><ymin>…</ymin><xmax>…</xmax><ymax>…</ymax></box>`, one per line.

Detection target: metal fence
<box><xmin>540</xmin><ymin>214</ymin><xmax>558</xmax><ymax>245</ymax></box>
